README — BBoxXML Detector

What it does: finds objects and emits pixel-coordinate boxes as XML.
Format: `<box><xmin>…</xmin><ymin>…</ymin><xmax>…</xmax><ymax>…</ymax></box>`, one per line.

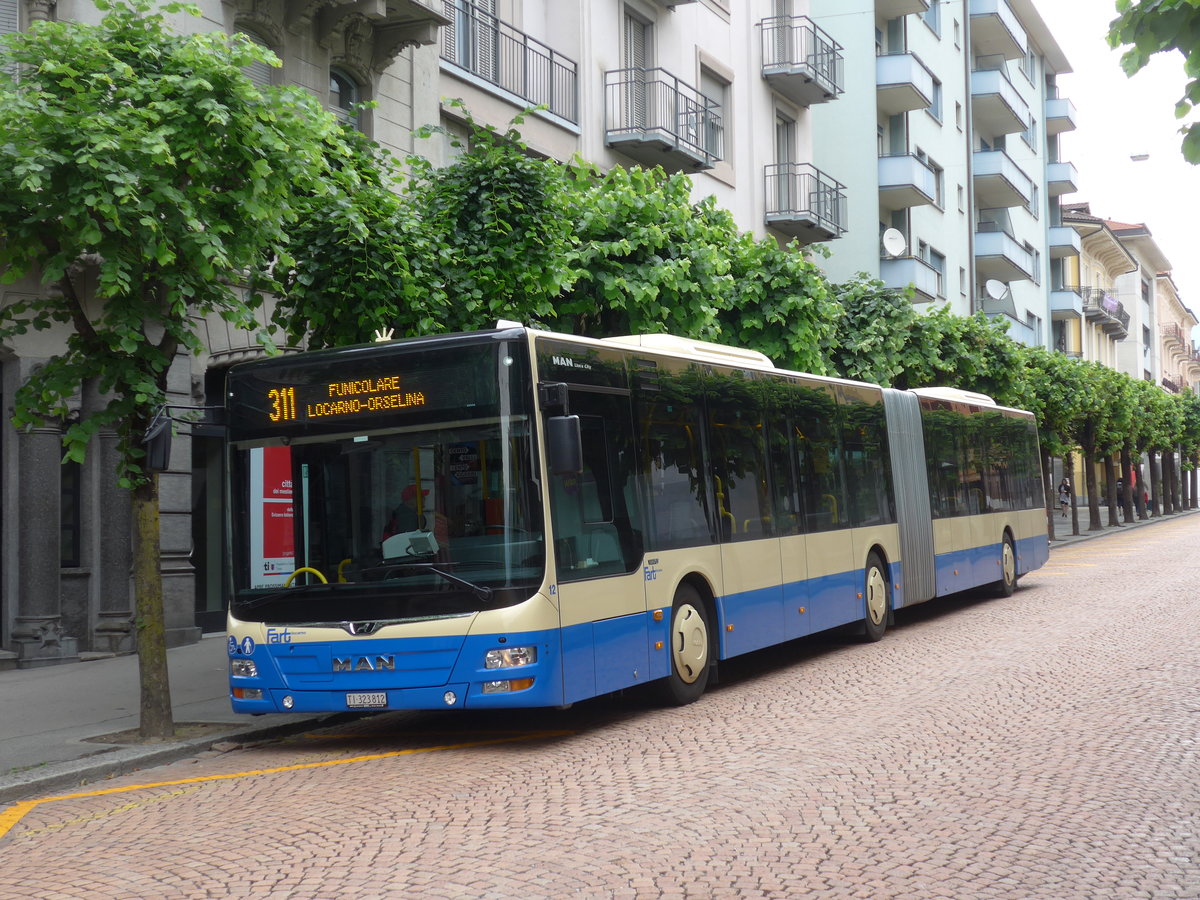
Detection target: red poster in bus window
<box><xmin>261</xmin><ymin>446</ymin><xmax>294</xmax><ymax>561</ymax></box>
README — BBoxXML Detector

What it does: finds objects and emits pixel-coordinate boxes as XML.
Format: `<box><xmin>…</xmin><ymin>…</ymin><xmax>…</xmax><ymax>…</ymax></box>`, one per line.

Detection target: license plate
<box><xmin>346</xmin><ymin>692</ymin><xmax>387</xmax><ymax>709</ymax></box>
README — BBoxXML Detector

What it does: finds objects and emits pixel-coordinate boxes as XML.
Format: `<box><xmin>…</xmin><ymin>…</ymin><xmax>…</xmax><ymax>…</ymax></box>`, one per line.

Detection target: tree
<box><xmin>824</xmin><ymin>275</ymin><xmax>916</xmax><ymax>386</ymax></box>
<box><xmin>0</xmin><ymin>0</ymin><xmax>355</xmax><ymax>738</ymax></box>
<box><xmin>1015</xmin><ymin>347</ymin><xmax>1089</xmax><ymax>539</ymax></box>
<box><xmin>556</xmin><ymin>164</ymin><xmax>736</xmax><ymax>339</ymax></box>
<box><xmin>1109</xmin><ymin>0</ymin><xmax>1200</xmax><ymax>163</ymax></box>
<box><xmin>272</xmin><ymin>129</ymin><xmax>439</xmax><ymax>350</ymax></box>
<box><xmin>410</xmin><ymin>106</ymin><xmax>578</xmax><ymax>335</ymax></box>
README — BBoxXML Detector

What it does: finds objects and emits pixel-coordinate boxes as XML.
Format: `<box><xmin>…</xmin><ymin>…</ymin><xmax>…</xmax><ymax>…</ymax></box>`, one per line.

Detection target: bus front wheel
<box><xmin>654</xmin><ymin>583</ymin><xmax>712</xmax><ymax>706</ymax></box>
<box><xmin>862</xmin><ymin>552</ymin><xmax>890</xmax><ymax>643</ymax></box>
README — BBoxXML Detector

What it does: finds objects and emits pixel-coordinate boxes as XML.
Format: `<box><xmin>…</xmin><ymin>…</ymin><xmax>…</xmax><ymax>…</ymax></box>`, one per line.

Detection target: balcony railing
<box><xmin>604</xmin><ymin>67</ymin><xmax>723</xmax><ymax>171</ymax></box>
<box><xmin>1163</xmin><ymin>375</ymin><xmax>1182</xmax><ymax>394</ymax></box>
<box><xmin>880</xmin><ymin>255</ymin><xmax>941</xmax><ymax>301</ymax></box>
<box><xmin>761</xmin><ymin>15</ymin><xmax>844</xmax><ymax>106</ymax></box>
<box><xmin>878</xmin><ymin>153</ymin><xmax>937</xmax><ymax>208</ymax></box>
<box><xmin>441</xmin><ymin>0</ymin><xmax>578</xmax><ymax>123</ymax></box>
<box><xmin>876</xmin><ymin>52</ymin><xmax>935</xmax><ymax>115</ymax></box>
<box><xmin>1076</xmin><ymin>286</ymin><xmax>1130</xmax><ymax>335</ymax></box>
<box><xmin>969</xmin><ymin>0</ymin><xmax>1027</xmax><ymax>60</ymax></box>
<box><xmin>970</xmin><ymin>64</ymin><xmax>1029</xmax><ymax>136</ymax></box>
<box><xmin>764</xmin><ymin>162</ymin><xmax>847</xmax><ymax>242</ymax></box>
<box><xmin>973</xmin><ymin>148</ymin><xmax>1032</xmax><ymax>208</ymax></box>
<box><xmin>1162</xmin><ymin>322</ymin><xmax>1185</xmax><ymax>347</ymax></box>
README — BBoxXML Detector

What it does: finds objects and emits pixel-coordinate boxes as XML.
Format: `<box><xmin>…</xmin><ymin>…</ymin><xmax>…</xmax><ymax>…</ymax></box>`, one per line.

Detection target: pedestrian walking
<box><xmin>1058</xmin><ymin>477</ymin><xmax>1071</xmax><ymax>518</ymax></box>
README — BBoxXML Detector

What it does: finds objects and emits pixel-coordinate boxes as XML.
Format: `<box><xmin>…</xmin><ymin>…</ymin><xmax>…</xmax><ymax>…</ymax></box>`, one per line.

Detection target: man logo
<box><xmin>333</xmin><ymin>656</ymin><xmax>396</xmax><ymax>673</ymax></box>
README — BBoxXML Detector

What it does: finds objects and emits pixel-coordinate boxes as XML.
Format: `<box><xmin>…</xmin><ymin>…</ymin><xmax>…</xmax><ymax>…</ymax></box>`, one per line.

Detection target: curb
<box><xmin>0</xmin><ymin>714</ymin><xmax>350</xmax><ymax>805</ymax></box>
<box><xmin>1049</xmin><ymin>507</ymin><xmax>1198</xmax><ymax>549</ymax></box>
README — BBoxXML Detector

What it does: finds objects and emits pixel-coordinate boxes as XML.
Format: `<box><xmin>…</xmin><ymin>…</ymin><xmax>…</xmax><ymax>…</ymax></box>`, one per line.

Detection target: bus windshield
<box><xmin>227</xmin><ymin>339</ymin><xmax>544</xmax><ymax>626</ymax></box>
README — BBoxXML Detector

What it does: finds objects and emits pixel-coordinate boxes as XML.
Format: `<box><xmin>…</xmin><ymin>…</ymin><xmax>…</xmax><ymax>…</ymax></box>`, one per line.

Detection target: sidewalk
<box><xmin>1046</xmin><ymin>504</ymin><xmax>1196</xmax><ymax>548</ymax></box>
<box><xmin>2</xmin><ymin>506</ymin><xmax>1196</xmax><ymax>804</ymax></box>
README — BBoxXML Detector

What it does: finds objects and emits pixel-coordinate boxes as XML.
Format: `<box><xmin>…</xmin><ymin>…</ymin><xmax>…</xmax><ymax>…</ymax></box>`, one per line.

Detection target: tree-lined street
<box><xmin>1</xmin><ymin>517</ymin><xmax>1197</xmax><ymax>898</ymax></box>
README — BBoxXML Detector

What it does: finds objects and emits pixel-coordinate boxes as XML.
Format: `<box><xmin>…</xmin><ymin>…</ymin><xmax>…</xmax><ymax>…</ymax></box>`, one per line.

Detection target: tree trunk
<box><xmin>1181</xmin><ymin>449</ymin><xmax>1190</xmax><ymax>511</ymax></box>
<box><xmin>1149</xmin><ymin>450</ymin><xmax>1162</xmax><ymax>518</ymax></box>
<box><xmin>1103</xmin><ymin>455</ymin><xmax>1120</xmax><ymax>527</ymax></box>
<box><xmin>1135</xmin><ymin>454</ymin><xmax>1148</xmax><ymax>519</ymax></box>
<box><xmin>133</xmin><ymin>474</ymin><xmax>174</xmax><ymax>740</ymax></box>
<box><xmin>1042</xmin><ymin>448</ymin><xmax>1055</xmax><ymax>542</ymax></box>
<box><xmin>1163</xmin><ymin>451</ymin><xmax>1175</xmax><ymax>515</ymax></box>
<box><xmin>1192</xmin><ymin>455</ymin><xmax>1198</xmax><ymax>510</ymax></box>
<box><xmin>1120</xmin><ymin>446</ymin><xmax>1135</xmax><ymax>523</ymax></box>
<box><xmin>1083</xmin><ymin>447</ymin><xmax>1103</xmax><ymax>531</ymax></box>
<box><xmin>1066</xmin><ymin>452</ymin><xmax>1080</xmax><ymax>536</ymax></box>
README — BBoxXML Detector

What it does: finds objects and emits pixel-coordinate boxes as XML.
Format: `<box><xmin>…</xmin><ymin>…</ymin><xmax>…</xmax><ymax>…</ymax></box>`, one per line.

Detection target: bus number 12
<box><xmin>268</xmin><ymin>387</ymin><xmax>298</xmax><ymax>422</ymax></box>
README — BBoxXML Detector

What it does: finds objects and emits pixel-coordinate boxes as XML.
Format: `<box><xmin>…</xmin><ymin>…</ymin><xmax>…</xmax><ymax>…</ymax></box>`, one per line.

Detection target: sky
<box><xmin>1036</xmin><ymin>1</ymin><xmax>1200</xmax><ymax>324</ymax></box>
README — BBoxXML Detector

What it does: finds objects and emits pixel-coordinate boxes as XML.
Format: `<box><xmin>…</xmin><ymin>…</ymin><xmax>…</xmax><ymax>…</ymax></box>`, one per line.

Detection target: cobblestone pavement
<box><xmin>1</xmin><ymin>518</ymin><xmax>1198</xmax><ymax>899</ymax></box>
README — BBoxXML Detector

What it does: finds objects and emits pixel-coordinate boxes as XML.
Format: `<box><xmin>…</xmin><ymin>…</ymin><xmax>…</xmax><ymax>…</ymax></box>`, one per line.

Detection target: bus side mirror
<box><xmin>547</xmin><ymin>415</ymin><xmax>583</xmax><ymax>476</ymax></box>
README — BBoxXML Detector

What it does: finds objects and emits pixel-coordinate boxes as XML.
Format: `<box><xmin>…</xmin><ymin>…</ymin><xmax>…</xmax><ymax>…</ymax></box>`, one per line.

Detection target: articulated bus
<box><xmin>224</xmin><ymin>325</ymin><xmax>1048</xmax><ymax>714</ymax></box>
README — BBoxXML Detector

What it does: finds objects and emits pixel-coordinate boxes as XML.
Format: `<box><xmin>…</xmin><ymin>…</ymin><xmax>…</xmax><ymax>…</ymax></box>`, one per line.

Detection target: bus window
<box><xmin>789</xmin><ymin>380</ymin><xmax>844</xmax><ymax>533</ymax></box>
<box><xmin>707</xmin><ymin>372</ymin><xmax>772</xmax><ymax>541</ymax></box>
<box><xmin>921</xmin><ymin>401</ymin><xmax>967</xmax><ymax>518</ymax></box>
<box><xmin>549</xmin><ymin>390</ymin><xmax>643</xmax><ymax>581</ymax></box>
<box><xmin>839</xmin><ymin>386</ymin><xmax>894</xmax><ymax>527</ymax></box>
<box><xmin>766</xmin><ymin>380</ymin><xmax>801</xmax><ymax>536</ymax></box>
<box><xmin>636</xmin><ymin>365</ymin><xmax>713</xmax><ymax>550</ymax></box>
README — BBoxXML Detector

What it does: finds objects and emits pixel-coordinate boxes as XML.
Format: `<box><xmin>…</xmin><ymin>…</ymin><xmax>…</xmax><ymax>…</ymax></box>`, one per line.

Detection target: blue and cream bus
<box><xmin>224</xmin><ymin>325</ymin><xmax>1048</xmax><ymax>713</ymax></box>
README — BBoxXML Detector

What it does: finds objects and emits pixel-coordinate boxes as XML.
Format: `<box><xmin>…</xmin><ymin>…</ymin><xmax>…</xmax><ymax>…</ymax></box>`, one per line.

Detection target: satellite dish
<box><xmin>881</xmin><ymin>228</ymin><xmax>907</xmax><ymax>258</ymax></box>
<box><xmin>984</xmin><ymin>279</ymin><xmax>1008</xmax><ymax>301</ymax></box>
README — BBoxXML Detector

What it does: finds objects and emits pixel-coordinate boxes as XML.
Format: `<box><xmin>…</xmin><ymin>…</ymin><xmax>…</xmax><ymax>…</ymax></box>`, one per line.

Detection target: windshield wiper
<box><xmin>238</xmin><ymin>581</ymin><xmax>347</xmax><ymax>611</ymax></box>
<box><xmin>369</xmin><ymin>561</ymin><xmax>494</xmax><ymax>602</ymax></box>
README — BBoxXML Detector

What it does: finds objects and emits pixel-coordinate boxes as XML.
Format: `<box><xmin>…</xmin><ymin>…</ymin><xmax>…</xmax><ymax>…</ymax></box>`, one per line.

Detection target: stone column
<box><xmin>12</xmin><ymin>425</ymin><xmax>79</xmax><ymax>666</ymax></box>
<box><xmin>88</xmin><ymin>382</ymin><xmax>135</xmax><ymax>654</ymax></box>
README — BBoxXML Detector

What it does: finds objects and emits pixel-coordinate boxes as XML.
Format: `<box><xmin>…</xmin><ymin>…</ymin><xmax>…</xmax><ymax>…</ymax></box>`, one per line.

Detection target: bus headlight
<box><xmin>484</xmin><ymin>646</ymin><xmax>537</xmax><ymax>669</ymax></box>
<box><xmin>230</xmin><ymin>659</ymin><xmax>258</xmax><ymax>677</ymax></box>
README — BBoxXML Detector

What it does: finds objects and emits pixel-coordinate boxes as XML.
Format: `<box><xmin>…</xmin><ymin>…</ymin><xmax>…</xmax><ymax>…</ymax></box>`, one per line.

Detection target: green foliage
<box><xmin>272</xmin><ymin>129</ymin><xmax>438</xmax><ymax>349</ymax></box>
<box><xmin>720</xmin><ymin>235</ymin><xmax>838</xmax><ymax>377</ymax></box>
<box><xmin>0</xmin><ymin>0</ymin><xmax>351</xmax><ymax>483</ymax></box>
<box><xmin>556</xmin><ymin>164</ymin><xmax>734</xmax><ymax>338</ymax></box>
<box><xmin>1110</xmin><ymin>0</ymin><xmax>1200</xmax><ymax>163</ymax></box>
<box><xmin>407</xmin><ymin>105</ymin><xmax>577</xmax><ymax>333</ymax></box>
<box><xmin>1014</xmin><ymin>346</ymin><xmax>1090</xmax><ymax>458</ymax></box>
<box><xmin>825</xmin><ymin>275</ymin><xmax>916</xmax><ymax>386</ymax></box>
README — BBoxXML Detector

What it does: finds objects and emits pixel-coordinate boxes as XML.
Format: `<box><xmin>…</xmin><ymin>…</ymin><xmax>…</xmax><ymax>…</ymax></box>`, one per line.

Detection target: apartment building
<box><xmin>810</xmin><ymin>0</ymin><xmax>1075</xmax><ymax>348</ymax></box>
<box><xmin>1058</xmin><ymin>202</ymin><xmax>1136</xmax><ymax>370</ymax></box>
<box><xmin>1156</xmin><ymin>274</ymin><xmax>1200</xmax><ymax>395</ymax></box>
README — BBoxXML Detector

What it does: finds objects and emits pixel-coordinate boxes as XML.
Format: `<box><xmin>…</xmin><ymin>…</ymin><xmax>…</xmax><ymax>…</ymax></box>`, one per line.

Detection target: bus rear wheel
<box><xmin>993</xmin><ymin>534</ymin><xmax>1017</xmax><ymax>597</ymax></box>
<box><xmin>862</xmin><ymin>552</ymin><xmax>890</xmax><ymax>643</ymax></box>
<box><xmin>654</xmin><ymin>583</ymin><xmax>712</xmax><ymax>706</ymax></box>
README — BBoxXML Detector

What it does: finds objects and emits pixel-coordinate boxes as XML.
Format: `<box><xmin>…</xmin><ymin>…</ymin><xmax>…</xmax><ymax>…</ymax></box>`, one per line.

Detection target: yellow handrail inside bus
<box><xmin>337</xmin><ymin>559</ymin><xmax>352</xmax><ymax>583</ymax></box>
<box><xmin>714</xmin><ymin>475</ymin><xmax>736</xmax><ymax>535</ymax></box>
<box><xmin>284</xmin><ymin>567</ymin><xmax>328</xmax><ymax>587</ymax></box>
<box><xmin>821</xmin><ymin>493</ymin><xmax>839</xmax><ymax>525</ymax></box>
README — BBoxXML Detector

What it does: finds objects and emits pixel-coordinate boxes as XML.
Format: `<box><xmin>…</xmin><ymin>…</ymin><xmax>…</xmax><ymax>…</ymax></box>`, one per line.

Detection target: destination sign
<box><xmin>264</xmin><ymin>375</ymin><xmax>427</xmax><ymax>424</ymax></box>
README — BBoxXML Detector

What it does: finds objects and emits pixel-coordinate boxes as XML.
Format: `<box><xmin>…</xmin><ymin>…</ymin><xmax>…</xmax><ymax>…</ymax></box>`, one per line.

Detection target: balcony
<box><xmin>1080</xmin><ymin>287</ymin><xmax>1130</xmax><ymax>338</ymax></box>
<box><xmin>764</xmin><ymin>163</ymin><xmax>847</xmax><ymax>244</ymax></box>
<box><xmin>878</xmin><ymin>153</ymin><xmax>937</xmax><ymax>209</ymax></box>
<box><xmin>1046</xmin><ymin>160</ymin><xmax>1078</xmax><ymax>197</ymax></box>
<box><xmin>970</xmin><ymin>65</ymin><xmax>1029</xmax><ymax>136</ymax></box>
<box><xmin>876</xmin><ymin>0</ymin><xmax>930</xmax><ymax>17</ymax></box>
<box><xmin>761</xmin><ymin>16</ymin><xmax>844</xmax><ymax>107</ymax></box>
<box><xmin>876</xmin><ymin>52</ymin><xmax>934</xmax><ymax>116</ymax></box>
<box><xmin>441</xmin><ymin>1</ymin><xmax>578</xmax><ymax>123</ymax></box>
<box><xmin>303</xmin><ymin>1</ymin><xmax>449</xmax><ymax>68</ymax></box>
<box><xmin>1162</xmin><ymin>322</ymin><xmax>1186</xmax><ymax>349</ymax></box>
<box><xmin>604</xmin><ymin>68</ymin><xmax>723</xmax><ymax>172</ymax></box>
<box><xmin>973</xmin><ymin>149</ymin><xmax>1032</xmax><ymax>208</ymax></box>
<box><xmin>969</xmin><ymin>0</ymin><xmax>1027</xmax><ymax>61</ymax></box>
<box><xmin>1162</xmin><ymin>375</ymin><xmax>1182</xmax><ymax>394</ymax></box>
<box><xmin>881</xmin><ymin>255</ymin><xmax>942</xmax><ymax>302</ymax></box>
<box><xmin>1048</xmin><ymin>225</ymin><xmax>1081</xmax><ymax>259</ymax></box>
<box><xmin>975</xmin><ymin>225</ymin><xmax>1033</xmax><ymax>283</ymax></box>
<box><xmin>1045</xmin><ymin>96</ymin><xmax>1078</xmax><ymax>135</ymax></box>
<box><xmin>1050</xmin><ymin>286</ymin><xmax>1084</xmax><ymax>321</ymax></box>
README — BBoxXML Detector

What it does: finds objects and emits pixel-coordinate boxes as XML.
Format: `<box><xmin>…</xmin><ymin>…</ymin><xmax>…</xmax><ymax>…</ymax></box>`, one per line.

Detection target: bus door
<box><xmin>548</xmin><ymin>387</ymin><xmax>649</xmax><ymax>702</ymax></box>
<box><xmin>707</xmin><ymin>375</ymin><xmax>784</xmax><ymax>656</ymax></box>
<box><xmin>794</xmin><ymin>382</ymin><xmax>856</xmax><ymax>633</ymax></box>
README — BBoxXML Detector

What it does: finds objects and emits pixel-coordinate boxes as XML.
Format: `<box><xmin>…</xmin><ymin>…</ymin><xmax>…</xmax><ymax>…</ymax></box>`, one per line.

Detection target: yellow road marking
<box><xmin>0</xmin><ymin>730</ymin><xmax>573</xmax><ymax>841</ymax></box>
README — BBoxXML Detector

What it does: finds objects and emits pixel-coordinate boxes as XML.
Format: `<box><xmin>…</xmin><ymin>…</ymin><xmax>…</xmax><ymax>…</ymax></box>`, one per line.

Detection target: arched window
<box><xmin>329</xmin><ymin>67</ymin><xmax>362</xmax><ymax>130</ymax></box>
<box><xmin>241</xmin><ymin>32</ymin><xmax>275</xmax><ymax>90</ymax></box>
